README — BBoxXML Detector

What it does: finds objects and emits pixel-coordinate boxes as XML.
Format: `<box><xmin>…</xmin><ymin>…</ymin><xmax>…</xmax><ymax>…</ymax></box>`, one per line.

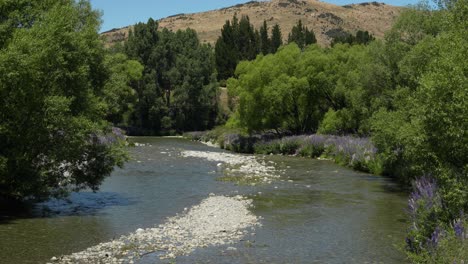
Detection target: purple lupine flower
<box><xmin>90</xmin><ymin>127</ymin><xmax>126</xmax><ymax>146</ymax></box>
<box><xmin>111</xmin><ymin>127</ymin><xmax>126</xmax><ymax>141</ymax></box>
<box><xmin>453</xmin><ymin>218</ymin><xmax>465</xmax><ymax>239</ymax></box>
<box><xmin>428</xmin><ymin>227</ymin><xmax>443</xmax><ymax>248</ymax></box>
<box><xmin>408</xmin><ymin>176</ymin><xmax>440</xmax><ymax>218</ymax></box>
<box><xmin>320</xmin><ymin>135</ymin><xmax>376</xmax><ymax>166</ymax></box>
<box><xmin>307</xmin><ymin>134</ymin><xmax>328</xmax><ymax>147</ymax></box>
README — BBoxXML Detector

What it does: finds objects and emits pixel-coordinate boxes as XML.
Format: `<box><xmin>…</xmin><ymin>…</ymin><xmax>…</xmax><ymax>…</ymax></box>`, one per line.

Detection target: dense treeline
<box><xmin>225</xmin><ymin>0</ymin><xmax>467</xmax><ymax>261</ymax></box>
<box><xmin>331</xmin><ymin>30</ymin><xmax>375</xmax><ymax>46</ymax></box>
<box><xmin>215</xmin><ymin>16</ymin><xmax>316</xmax><ymax>81</ymax></box>
<box><xmin>123</xmin><ymin>19</ymin><xmax>219</xmax><ymax>134</ymax></box>
<box><xmin>287</xmin><ymin>19</ymin><xmax>317</xmax><ymax>49</ymax></box>
<box><xmin>0</xmin><ymin>0</ymin><xmax>130</xmax><ymax>201</ymax></box>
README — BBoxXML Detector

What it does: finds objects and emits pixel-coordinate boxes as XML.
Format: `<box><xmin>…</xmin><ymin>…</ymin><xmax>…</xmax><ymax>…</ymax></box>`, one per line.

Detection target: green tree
<box><xmin>103</xmin><ymin>53</ymin><xmax>143</xmax><ymax>125</ymax></box>
<box><xmin>304</xmin><ymin>27</ymin><xmax>317</xmax><ymax>46</ymax></box>
<box><xmin>259</xmin><ymin>20</ymin><xmax>270</xmax><ymax>54</ymax></box>
<box><xmin>228</xmin><ymin>44</ymin><xmax>327</xmax><ymax>134</ymax></box>
<box><xmin>0</xmin><ymin>0</ymin><xmax>127</xmax><ymax>201</ymax></box>
<box><xmin>288</xmin><ymin>20</ymin><xmax>305</xmax><ymax>48</ymax></box>
<box><xmin>331</xmin><ymin>30</ymin><xmax>375</xmax><ymax>46</ymax></box>
<box><xmin>288</xmin><ymin>20</ymin><xmax>316</xmax><ymax>49</ymax></box>
<box><xmin>125</xmin><ymin>21</ymin><xmax>219</xmax><ymax>133</ymax></box>
<box><xmin>270</xmin><ymin>24</ymin><xmax>283</xmax><ymax>53</ymax></box>
<box><xmin>215</xmin><ymin>18</ymin><xmax>240</xmax><ymax>81</ymax></box>
<box><xmin>215</xmin><ymin>14</ymin><xmax>268</xmax><ymax>81</ymax></box>
<box><xmin>237</xmin><ymin>15</ymin><xmax>258</xmax><ymax>60</ymax></box>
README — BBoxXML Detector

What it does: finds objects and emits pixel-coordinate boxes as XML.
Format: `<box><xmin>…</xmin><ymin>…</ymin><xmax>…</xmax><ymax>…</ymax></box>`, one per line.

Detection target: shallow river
<box><xmin>0</xmin><ymin>138</ymin><xmax>408</xmax><ymax>263</ymax></box>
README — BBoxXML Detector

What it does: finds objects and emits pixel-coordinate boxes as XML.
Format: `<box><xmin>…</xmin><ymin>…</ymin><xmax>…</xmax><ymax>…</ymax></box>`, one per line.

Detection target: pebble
<box><xmin>181</xmin><ymin>150</ymin><xmax>279</xmax><ymax>182</ymax></box>
<box><xmin>56</xmin><ymin>196</ymin><xmax>259</xmax><ymax>263</ymax></box>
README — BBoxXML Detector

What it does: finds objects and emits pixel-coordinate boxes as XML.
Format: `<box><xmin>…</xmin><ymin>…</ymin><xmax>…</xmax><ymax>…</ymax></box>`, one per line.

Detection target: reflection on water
<box><xmin>34</xmin><ymin>192</ymin><xmax>135</xmax><ymax>217</ymax></box>
<box><xmin>0</xmin><ymin>138</ymin><xmax>408</xmax><ymax>263</ymax></box>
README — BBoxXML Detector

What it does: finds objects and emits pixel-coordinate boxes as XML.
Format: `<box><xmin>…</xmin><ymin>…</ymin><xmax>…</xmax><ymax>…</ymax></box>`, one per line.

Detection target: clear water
<box><xmin>0</xmin><ymin>138</ymin><xmax>408</xmax><ymax>263</ymax></box>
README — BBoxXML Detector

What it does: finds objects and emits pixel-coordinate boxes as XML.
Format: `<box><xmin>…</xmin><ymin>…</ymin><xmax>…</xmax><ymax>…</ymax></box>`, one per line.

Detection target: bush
<box><xmin>406</xmin><ymin>176</ymin><xmax>468</xmax><ymax>263</ymax></box>
<box><xmin>297</xmin><ymin>135</ymin><xmax>327</xmax><ymax>158</ymax></box>
<box><xmin>318</xmin><ymin>109</ymin><xmax>342</xmax><ymax>135</ymax></box>
<box><xmin>279</xmin><ymin>136</ymin><xmax>304</xmax><ymax>155</ymax></box>
<box><xmin>254</xmin><ymin>140</ymin><xmax>282</xmax><ymax>155</ymax></box>
<box><xmin>183</xmin><ymin>131</ymin><xmax>207</xmax><ymax>141</ymax></box>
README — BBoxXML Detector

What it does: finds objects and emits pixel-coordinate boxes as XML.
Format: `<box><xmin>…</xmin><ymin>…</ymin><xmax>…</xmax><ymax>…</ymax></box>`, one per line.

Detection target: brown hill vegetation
<box><xmin>102</xmin><ymin>0</ymin><xmax>404</xmax><ymax>46</ymax></box>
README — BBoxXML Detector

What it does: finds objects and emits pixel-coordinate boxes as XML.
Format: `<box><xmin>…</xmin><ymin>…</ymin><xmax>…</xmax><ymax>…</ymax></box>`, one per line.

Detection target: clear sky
<box><xmin>90</xmin><ymin>0</ymin><xmax>419</xmax><ymax>32</ymax></box>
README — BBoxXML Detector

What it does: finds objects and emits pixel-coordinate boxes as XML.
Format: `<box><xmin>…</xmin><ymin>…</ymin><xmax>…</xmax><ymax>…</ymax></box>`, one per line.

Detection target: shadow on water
<box><xmin>0</xmin><ymin>138</ymin><xmax>410</xmax><ymax>263</ymax></box>
<box><xmin>0</xmin><ymin>191</ymin><xmax>136</xmax><ymax>224</ymax></box>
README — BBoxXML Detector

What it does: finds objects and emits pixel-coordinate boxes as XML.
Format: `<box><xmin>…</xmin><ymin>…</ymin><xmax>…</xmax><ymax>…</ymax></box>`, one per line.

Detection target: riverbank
<box><xmin>51</xmin><ymin>195</ymin><xmax>259</xmax><ymax>263</ymax></box>
<box><xmin>184</xmin><ymin>130</ymin><xmax>384</xmax><ymax>177</ymax></box>
<box><xmin>181</xmin><ymin>150</ymin><xmax>281</xmax><ymax>184</ymax></box>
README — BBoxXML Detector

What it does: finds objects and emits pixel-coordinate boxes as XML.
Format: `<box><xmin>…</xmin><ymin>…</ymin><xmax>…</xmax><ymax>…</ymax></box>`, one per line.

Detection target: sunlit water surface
<box><xmin>0</xmin><ymin>138</ymin><xmax>408</xmax><ymax>263</ymax></box>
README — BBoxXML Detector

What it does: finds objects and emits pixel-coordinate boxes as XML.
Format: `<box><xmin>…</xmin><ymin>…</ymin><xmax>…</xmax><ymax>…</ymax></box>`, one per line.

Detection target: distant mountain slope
<box><xmin>102</xmin><ymin>0</ymin><xmax>404</xmax><ymax>46</ymax></box>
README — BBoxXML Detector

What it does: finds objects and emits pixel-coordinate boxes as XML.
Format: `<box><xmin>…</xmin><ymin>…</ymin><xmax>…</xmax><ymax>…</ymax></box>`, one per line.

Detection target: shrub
<box><xmin>298</xmin><ymin>135</ymin><xmax>327</xmax><ymax>158</ymax></box>
<box><xmin>254</xmin><ymin>140</ymin><xmax>282</xmax><ymax>155</ymax></box>
<box><xmin>406</xmin><ymin>176</ymin><xmax>468</xmax><ymax>263</ymax></box>
<box><xmin>279</xmin><ymin>136</ymin><xmax>304</xmax><ymax>155</ymax></box>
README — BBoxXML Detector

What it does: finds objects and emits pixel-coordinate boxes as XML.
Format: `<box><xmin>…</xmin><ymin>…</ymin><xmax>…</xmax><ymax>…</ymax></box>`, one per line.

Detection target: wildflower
<box><xmin>453</xmin><ymin>218</ymin><xmax>465</xmax><ymax>239</ymax></box>
<box><xmin>408</xmin><ymin>176</ymin><xmax>440</xmax><ymax>218</ymax></box>
<box><xmin>428</xmin><ymin>227</ymin><xmax>443</xmax><ymax>248</ymax></box>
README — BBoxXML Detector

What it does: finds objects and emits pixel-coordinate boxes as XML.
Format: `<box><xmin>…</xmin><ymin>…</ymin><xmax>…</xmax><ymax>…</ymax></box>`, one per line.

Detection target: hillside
<box><xmin>102</xmin><ymin>0</ymin><xmax>404</xmax><ymax>46</ymax></box>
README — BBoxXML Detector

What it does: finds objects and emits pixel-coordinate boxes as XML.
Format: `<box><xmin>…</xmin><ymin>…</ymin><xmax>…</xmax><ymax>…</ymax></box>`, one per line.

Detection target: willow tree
<box><xmin>0</xmin><ymin>0</ymin><xmax>127</xmax><ymax>201</ymax></box>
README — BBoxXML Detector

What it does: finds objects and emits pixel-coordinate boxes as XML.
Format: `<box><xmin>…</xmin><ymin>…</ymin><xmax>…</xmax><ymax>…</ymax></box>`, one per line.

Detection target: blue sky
<box><xmin>90</xmin><ymin>0</ymin><xmax>419</xmax><ymax>32</ymax></box>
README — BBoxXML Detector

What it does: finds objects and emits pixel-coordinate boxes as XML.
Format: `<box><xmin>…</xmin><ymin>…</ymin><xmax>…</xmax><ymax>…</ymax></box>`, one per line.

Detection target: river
<box><xmin>0</xmin><ymin>137</ymin><xmax>408</xmax><ymax>263</ymax></box>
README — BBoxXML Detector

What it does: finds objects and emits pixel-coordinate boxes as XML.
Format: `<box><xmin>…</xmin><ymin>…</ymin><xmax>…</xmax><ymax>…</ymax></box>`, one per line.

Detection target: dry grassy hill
<box><xmin>102</xmin><ymin>0</ymin><xmax>404</xmax><ymax>47</ymax></box>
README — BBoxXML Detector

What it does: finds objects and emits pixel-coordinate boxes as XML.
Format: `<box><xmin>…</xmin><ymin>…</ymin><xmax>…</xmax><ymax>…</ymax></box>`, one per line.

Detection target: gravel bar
<box><xmin>51</xmin><ymin>195</ymin><xmax>259</xmax><ymax>263</ymax></box>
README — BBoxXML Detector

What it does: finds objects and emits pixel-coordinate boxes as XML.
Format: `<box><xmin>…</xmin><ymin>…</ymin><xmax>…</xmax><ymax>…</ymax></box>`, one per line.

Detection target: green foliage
<box><xmin>365</xmin><ymin>0</ymin><xmax>468</xmax><ymax>261</ymax></box>
<box><xmin>215</xmin><ymin>16</ymin><xmax>285</xmax><ymax>81</ymax></box>
<box><xmin>228</xmin><ymin>43</ymin><xmax>323</xmax><ymax>134</ymax></box>
<box><xmin>215</xmin><ymin>15</ymin><xmax>262</xmax><ymax>81</ymax></box>
<box><xmin>215</xmin><ymin>18</ymin><xmax>240</xmax><ymax>81</ymax></box>
<box><xmin>270</xmin><ymin>24</ymin><xmax>283</xmax><ymax>53</ymax></box>
<box><xmin>425</xmin><ymin>234</ymin><xmax>468</xmax><ymax>264</ymax></box>
<box><xmin>228</xmin><ymin>42</ymin><xmax>377</xmax><ymax>135</ymax></box>
<box><xmin>0</xmin><ymin>0</ymin><xmax>127</xmax><ymax>201</ymax></box>
<box><xmin>103</xmin><ymin>53</ymin><xmax>143</xmax><ymax>124</ymax></box>
<box><xmin>259</xmin><ymin>20</ymin><xmax>270</xmax><ymax>55</ymax></box>
<box><xmin>125</xmin><ymin>21</ymin><xmax>219</xmax><ymax>134</ymax></box>
<box><xmin>287</xmin><ymin>20</ymin><xmax>316</xmax><ymax>49</ymax></box>
<box><xmin>237</xmin><ymin>15</ymin><xmax>259</xmax><ymax>61</ymax></box>
<box><xmin>254</xmin><ymin>140</ymin><xmax>282</xmax><ymax>155</ymax></box>
<box><xmin>317</xmin><ymin>108</ymin><xmax>353</xmax><ymax>135</ymax></box>
<box><xmin>202</xmin><ymin>0</ymin><xmax>467</xmax><ymax>261</ymax></box>
<box><xmin>331</xmin><ymin>30</ymin><xmax>375</xmax><ymax>46</ymax></box>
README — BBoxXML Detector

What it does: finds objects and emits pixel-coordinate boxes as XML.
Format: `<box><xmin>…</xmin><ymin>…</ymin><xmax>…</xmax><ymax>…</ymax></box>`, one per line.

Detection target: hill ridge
<box><xmin>102</xmin><ymin>0</ymin><xmax>404</xmax><ymax>46</ymax></box>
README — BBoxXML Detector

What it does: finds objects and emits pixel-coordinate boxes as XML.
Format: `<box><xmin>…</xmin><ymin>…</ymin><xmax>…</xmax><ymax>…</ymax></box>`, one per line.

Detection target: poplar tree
<box><xmin>270</xmin><ymin>24</ymin><xmax>283</xmax><ymax>53</ymax></box>
<box><xmin>259</xmin><ymin>20</ymin><xmax>270</xmax><ymax>54</ymax></box>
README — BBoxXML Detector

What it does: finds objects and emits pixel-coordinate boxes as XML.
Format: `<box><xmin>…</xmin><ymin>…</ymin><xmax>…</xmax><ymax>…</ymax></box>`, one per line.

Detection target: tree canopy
<box><xmin>287</xmin><ymin>20</ymin><xmax>317</xmax><ymax>49</ymax></box>
<box><xmin>215</xmin><ymin>15</ymin><xmax>285</xmax><ymax>81</ymax></box>
<box><xmin>0</xmin><ymin>0</ymin><xmax>128</xmax><ymax>201</ymax></box>
<box><xmin>124</xmin><ymin>20</ymin><xmax>219</xmax><ymax>134</ymax></box>
<box><xmin>225</xmin><ymin>0</ymin><xmax>467</xmax><ymax>261</ymax></box>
